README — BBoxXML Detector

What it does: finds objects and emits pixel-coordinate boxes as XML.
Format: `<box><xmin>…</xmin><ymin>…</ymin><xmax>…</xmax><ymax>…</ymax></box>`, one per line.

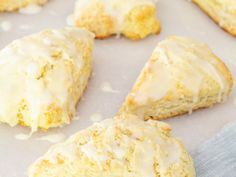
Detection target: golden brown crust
<box><xmin>29</xmin><ymin>116</ymin><xmax>196</xmax><ymax>177</ymax></box>
<box><xmin>143</xmin><ymin>97</ymin><xmax>220</xmax><ymax>121</ymax></box>
<box><xmin>121</xmin><ymin>5</ymin><xmax>161</xmax><ymax>40</ymax></box>
<box><xmin>74</xmin><ymin>1</ymin><xmax>116</xmax><ymax>39</ymax></box>
<box><xmin>73</xmin><ymin>0</ymin><xmax>161</xmax><ymax>40</ymax></box>
<box><xmin>192</xmin><ymin>0</ymin><xmax>236</xmax><ymax>37</ymax></box>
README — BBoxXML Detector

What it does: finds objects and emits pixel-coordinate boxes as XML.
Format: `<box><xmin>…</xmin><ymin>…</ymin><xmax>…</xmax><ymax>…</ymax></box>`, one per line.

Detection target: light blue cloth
<box><xmin>192</xmin><ymin>121</ymin><xmax>236</xmax><ymax>177</ymax></box>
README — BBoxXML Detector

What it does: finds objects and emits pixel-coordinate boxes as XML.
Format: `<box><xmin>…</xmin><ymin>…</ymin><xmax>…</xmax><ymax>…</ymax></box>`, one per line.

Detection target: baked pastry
<box><xmin>72</xmin><ymin>0</ymin><xmax>161</xmax><ymax>40</ymax></box>
<box><xmin>28</xmin><ymin>115</ymin><xmax>196</xmax><ymax>177</ymax></box>
<box><xmin>193</xmin><ymin>0</ymin><xmax>236</xmax><ymax>36</ymax></box>
<box><xmin>119</xmin><ymin>36</ymin><xmax>233</xmax><ymax>120</ymax></box>
<box><xmin>0</xmin><ymin>0</ymin><xmax>47</xmax><ymax>12</ymax></box>
<box><xmin>0</xmin><ymin>27</ymin><xmax>94</xmax><ymax>132</ymax></box>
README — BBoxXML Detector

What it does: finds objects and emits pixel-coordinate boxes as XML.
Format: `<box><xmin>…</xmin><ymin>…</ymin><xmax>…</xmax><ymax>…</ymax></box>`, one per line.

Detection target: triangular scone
<box><xmin>29</xmin><ymin>115</ymin><xmax>196</xmax><ymax>177</ymax></box>
<box><xmin>0</xmin><ymin>0</ymin><xmax>47</xmax><ymax>11</ymax></box>
<box><xmin>193</xmin><ymin>0</ymin><xmax>236</xmax><ymax>36</ymax></box>
<box><xmin>72</xmin><ymin>0</ymin><xmax>160</xmax><ymax>40</ymax></box>
<box><xmin>0</xmin><ymin>28</ymin><xmax>94</xmax><ymax>132</ymax></box>
<box><xmin>119</xmin><ymin>36</ymin><xmax>233</xmax><ymax>120</ymax></box>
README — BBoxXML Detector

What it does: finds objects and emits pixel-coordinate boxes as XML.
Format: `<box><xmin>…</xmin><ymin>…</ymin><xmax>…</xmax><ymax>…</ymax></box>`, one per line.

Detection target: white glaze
<box><xmin>0</xmin><ymin>21</ymin><xmax>12</xmax><ymax>32</ymax></box>
<box><xmin>100</xmin><ymin>81</ymin><xmax>119</xmax><ymax>93</ymax></box>
<box><xmin>134</xmin><ymin>57</ymin><xmax>172</xmax><ymax>104</ymax></box>
<box><xmin>37</xmin><ymin>133</ymin><xmax>66</xmax><ymax>143</ymax></box>
<box><xmin>19</xmin><ymin>4</ymin><xmax>42</xmax><ymax>15</ymax></box>
<box><xmin>73</xmin><ymin>116</ymin><xmax>80</xmax><ymax>121</ymax></box>
<box><xmin>66</xmin><ymin>15</ymin><xmax>75</xmax><ymax>26</ymax></box>
<box><xmin>47</xmin><ymin>143</ymin><xmax>78</xmax><ymax>164</ymax></box>
<box><xmin>90</xmin><ymin>113</ymin><xmax>103</xmax><ymax>123</ymax></box>
<box><xmin>15</xmin><ymin>133</ymin><xmax>31</xmax><ymax>140</ymax></box>
<box><xmin>80</xmin><ymin>141</ymin><xmax>97</xmax><ymax>159</ymax></box>
<box><xmin>19</xmin><ymin>24</ymin><xmax>33</xmax><ymax>30</ymax></box>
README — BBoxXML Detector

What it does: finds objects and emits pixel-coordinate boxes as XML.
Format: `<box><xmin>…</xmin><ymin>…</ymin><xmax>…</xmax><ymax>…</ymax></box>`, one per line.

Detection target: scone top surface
<box><xmin>29</xmin><ymin>115</ymin><xmax>195</xmax><ymax>177</ymax></box>
<box><xmin>202</xmin><ymin>0</ymin><xmax>236</xmax><ymax>12</ymax></box>
<box><xmin>120</xmin><ymin>36</ymin><xmax>233</xmax><ymax>119</ymax></box>
<box><xmin>193</xmin><ymin>0</ymin><xmax>236</xmax><ymax>36</ymax></box>
<box><xmin>0</xmin><ymin>27</ymin><xmax>94</xmax><ymax>132</ymax></box>
<box><xmin>0</xmin><ymin>0</ymin><xmax>47</xmax><ymax>12</ymax></box>
<box><xmin>73</xmin><ymin>0</ymin><xmax>160</xmax><ymax>39</ymax></box>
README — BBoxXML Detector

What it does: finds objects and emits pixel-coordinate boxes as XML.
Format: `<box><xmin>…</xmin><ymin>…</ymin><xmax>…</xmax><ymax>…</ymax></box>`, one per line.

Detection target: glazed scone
<box><xmin>71</xmin><ymin>0</ymin><xmax>161</xmax><ymax>40</ymax></box>
<box><xmin>0</xmin><ymin>0</ymin><xmax>47</xmax><ymax>12</ymax></box>
<box><xmin>29</xmin><ymin>115</ymin><xmax>196</xmax><ymax>177</ymax></box>
<box><xmin>0</xmin><ymin>27</ymin><xmax>94</xmax><ymax>132</ymax></box>
<box><xmin>193</xmin><ymin>0</ymin><xmax>236</xmax><ymax>36</ymax></box>
<box><xmin>119</xmin><ymin>36</ymin><xmax>233</xmax><ymax>120</ymax></box>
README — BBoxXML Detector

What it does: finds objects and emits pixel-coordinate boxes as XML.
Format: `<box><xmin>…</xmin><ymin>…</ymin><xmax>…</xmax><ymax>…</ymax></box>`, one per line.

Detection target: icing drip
<box><xmin>19</xmin><ymin>4</ymin><xmax>42</xmax><ymax>15</ymax></box>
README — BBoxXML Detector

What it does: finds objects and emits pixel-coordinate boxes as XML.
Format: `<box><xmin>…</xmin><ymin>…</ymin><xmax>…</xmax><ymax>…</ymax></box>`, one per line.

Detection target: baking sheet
<box><xmin>0</xmin><ymin>0</ymin><xmax>236</xmax><ymax>176</ymax></box>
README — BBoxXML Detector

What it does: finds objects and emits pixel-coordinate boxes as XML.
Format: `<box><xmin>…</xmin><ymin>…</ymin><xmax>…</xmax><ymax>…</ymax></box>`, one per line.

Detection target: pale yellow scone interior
<box><xmin>29</xmin><ymin>115</ymin><xmax>196</xmax><ymax>177</ymax></box>
<box><xmin>0</xmin><ymin>27</ymin><xmax>94</xmax><ymax>132</ymax></box>
<box><xmin>119</xmin><ymin>36</ymin><xmax>233</xmax><ymax>120</ymax></box>
<box><xmin>193</xmin><ymin>0</ymin><xmax>236</xmax><ymax>36</ymax></box>
<box><xmin>72</xmin><ymin>0</ymin><xmax>161</xmax><ymax>40</ymax></box>
<box><xmin>0</xmin><ymin>0</ymin><xmax>47</xmax><ymax>12</ymax></box>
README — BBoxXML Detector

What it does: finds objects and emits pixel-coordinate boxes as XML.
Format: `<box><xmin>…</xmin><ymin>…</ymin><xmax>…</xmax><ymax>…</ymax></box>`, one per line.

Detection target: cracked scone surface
<box><xmin>119</xmin><ymin>36</ymin><xmax>233</xmax><ymax>120</ymax></box>
<box><xmin>0</xmin><ymin>27</ymin><xmax>94</xmax><ymax>132</ymax></box>
<box><xmin>0</xmin><ymin>0</ymin><xmax>47</xmax><ymax>11</ymax></box>
<box><xmin>29</xmin><ymin>115</ymin><xmax>195</xmax><ymax>177</ymax></box>
<box><xmin>72</xmin><ymin>0</ymin><xmax>160</xmax><ymax>40</ymax></box>
<box><xmin>193</xmin><ymin>0</ymin><xmax>236</xmax><ymax>36</ymax></box>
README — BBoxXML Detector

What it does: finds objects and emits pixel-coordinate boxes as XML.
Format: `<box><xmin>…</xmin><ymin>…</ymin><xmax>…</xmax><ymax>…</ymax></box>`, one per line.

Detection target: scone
<box><xmin>0</xmin><ymin>0</ymin><xmax>47</xmax><ymax>12</ymax></box>
<box><xmin>193</xmin><ymin>0</ymin><xmax>236</xmax><ymax>36</ymax></box>
<box><xmin>72</xmin><ymin>0</ymin><xmax>161</xmax><ymax>40</ymax></box>
<box><xmin>29</xmin><ymin>115</ymin><xmax>196</xmax><ymax>177</ymax></box>
<box><xmin>0</xmin><ymin>27</ymin><xmax>94</xmax><ymax>132</ymax></box>
<box><xmin>119</xmin><ymin>36</ymin><xmax>233</xmax><ymax>120</ymax></box>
